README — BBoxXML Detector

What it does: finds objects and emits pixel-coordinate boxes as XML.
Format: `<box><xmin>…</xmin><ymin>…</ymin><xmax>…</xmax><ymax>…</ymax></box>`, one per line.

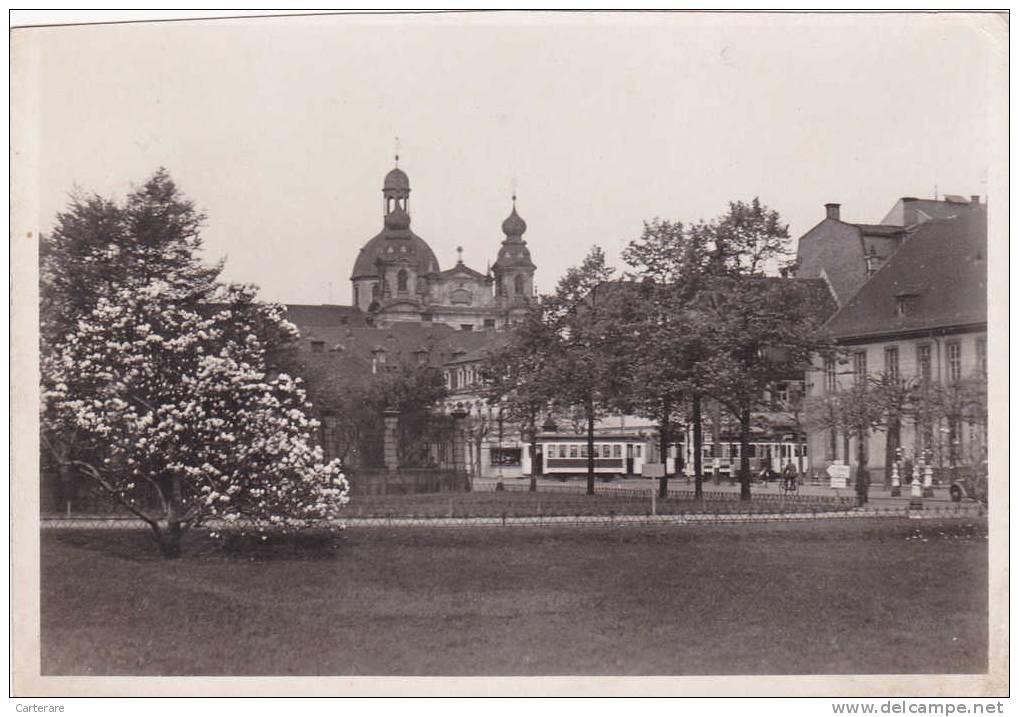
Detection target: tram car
<box><xmin>534</xmin><ymin>434</ymin><xmax>651</xmax><ymax>477</ymax></box>
<box><xmin>688</xmin><ymin>439</ymin><xmax>809</xmax><ymax>478</ymax></box>
<box><xmin>532</xmin><ymin>433</ymin><xmax>809</xmax><ymax>479</ymax></box>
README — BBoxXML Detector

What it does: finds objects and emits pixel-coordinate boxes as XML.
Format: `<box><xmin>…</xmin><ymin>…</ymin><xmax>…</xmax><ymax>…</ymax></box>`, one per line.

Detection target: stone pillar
<box><xmin>383</xmin><ymin>408</ymin><xmax>400</xmax><ymax>472</ymax></box>
<box><xmin>450</xmin><ymin>408</ymin><xmax>469</xmax><ymax>490</ymax></box>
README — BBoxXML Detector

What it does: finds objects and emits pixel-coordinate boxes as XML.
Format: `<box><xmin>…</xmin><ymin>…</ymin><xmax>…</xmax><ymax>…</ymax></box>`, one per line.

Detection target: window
<box><xmin>602</xmin><ymin>445</ymin><xmax>611</xmax><ymax>457</ymax></box>
<box><xmin>569</xmin><ymin>445</ymin><xmax>578</xmax><ymax>458</ymax></box>
<box><xmin>353</xmin><ymin>286</ymin><xmax>359</xmax><ymax>306</ymax></box>
<box><xmin>461</xmin><ymin>324</ymin><xmax>474</xmax><ymax>332</ymax></box>
<box><xmin>491</xmin><ymin>448</ymin><xmax>521</xmax><ymax>466</ymax></box>
<box><xmin>884</xmin><ymin>346</ymin><xmax>899</xmax><ymax>382</ymax></box>
<box><xmin>635</xmin><ymin>445</ymin><xmax>642</xmax><ymax>458</ymax></box>
<box><xmin>852</xmin><ymin>351</ymin><xmax>867</xmax><ymax>384</ymax></box>
<box><xmin>947</xmin><ymin>342</ymin><xmax>962</xmax><ymax>382</ymax></box>
<box><xmin>514</xmin><ymin>274</ymin><xmax>525</xmax><ymax>295</ymax></box>
<box><xmin>310</xmin><ymin>341</ymin><xmax>325</xmax><ymax>353</ymax></box>
<box><xmin>580</xmin><ymin>445</ymin><xmax>588</xmax><ymax>458</ymax></box>
<box><xmin>559</xmin><ymin>445</ymin><xmax>567</xmax><ymax>458</ymax></box>
<box><xmin>824</xmin><ymin>357</ymin><xmax>837</xmax><ymax>393</ymax></box>
<box><xmin>483</xmin><ymin>319</ymin><xmax>495</xmax><ymax>329</ymax></box>
<box><xmin>916</xmin><ymin>345</ymin><xmax>931</xmax><ymax>382</ymax></box>
<box><xmin>397</xmin><ymin>269</ymin><xmax>408</xmax><ymax>292</ymax></box>
<box><xmin>976</xmin><ymin>336</ymin><xmax>987</xmax><ymax>375</ymax></box>
<box><xmin>613</xmin><ymin>445</ymin><xmax>622</xmax><ymax>458</ymax></box>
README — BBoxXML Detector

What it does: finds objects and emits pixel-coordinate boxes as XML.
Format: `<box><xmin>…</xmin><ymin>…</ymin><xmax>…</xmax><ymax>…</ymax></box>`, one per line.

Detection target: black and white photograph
<box><xmin>9</xmin><ymin>9</ymin><xmax>1008</xmax><ymax>701</ymax></box>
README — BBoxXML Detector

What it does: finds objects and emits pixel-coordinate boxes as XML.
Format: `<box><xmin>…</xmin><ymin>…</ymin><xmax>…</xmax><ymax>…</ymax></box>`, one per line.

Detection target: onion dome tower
<box><xmin>350</xmin><ymin>156</ymin><xmax>439</xmax><ymax>312</ymax></box>
<box><xmin>491</xmin><ymin>194</ymin><xmax>536</xmax><ymax>312</ymax></box>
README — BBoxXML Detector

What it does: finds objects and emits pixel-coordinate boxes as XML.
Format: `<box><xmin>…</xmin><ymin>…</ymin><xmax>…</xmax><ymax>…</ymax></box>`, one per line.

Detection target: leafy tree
<box><xmin>867</xmin><ymin>372</ymin><xmax>918</xmax><ymax>486</ymax></box>
<box><xmin>481</xmin><ymin>306</ymin><xmax>557</xmax><ymax>489</ymax></box>
<box><xmin>707</xmin><ymin>197</ymin><xmax>793</xmax><ymax>276</ymax></box>
<box><xmin>40</xmin><ymin>170</ymin><xmax>224</xmax><ymax>512</ymax></box>
<box><xmin>299</xmin><ymin>359</ymin><xmax>448</xmax><ymax>469</ymax></box>
<box><xmin>485</xmin><ymin>247</ymin><xmax>625</xmax><ymax>495</ymax></box>
<box><xmin>621</xmin><ymin>219</ymin><xmax>714</xmax><ymax>498</ymax></box>
<box><xmin>42</xmin><ymin>282</ymin><xmax>349</xmax><ymax>557</ymax></box>
<box><xmin>689</xmin><ymin>199</ymin><xmax>831</xmax><ymax>501</ymax></box>
<box><xmin>696</xmin><ymin>276</ymin><xmax>833</xmax><ymax>500</ymax></box>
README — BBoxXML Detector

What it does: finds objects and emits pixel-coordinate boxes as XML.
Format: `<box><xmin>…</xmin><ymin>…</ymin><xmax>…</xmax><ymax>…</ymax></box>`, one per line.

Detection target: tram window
<box><xmin>602</xmin><ymin>445</ymin><xmax>611</xmax><ymax>457</ymax></box>
<box><xmin>635</xmin><ymin>445</ymin><xmax>642</xmax><ymax>458</ymax></box>
<box><xmin>613</xmin><ymin>445</ymin><xmax>622</xmax><ymax>458</ymax></box>
<box><xmin>569</xmin><ymin>445</ymin><xmax>578</xmax><ymax>458</ymax></box>
<box><xmin>581</xmin><ymin>445</ymin><xmax>588</xmax><ymax>458</ymax></box>
<box><xmin>558</xmin><ymin>445</ymin><xmax>567</xmax><ymax>458</ymax></box>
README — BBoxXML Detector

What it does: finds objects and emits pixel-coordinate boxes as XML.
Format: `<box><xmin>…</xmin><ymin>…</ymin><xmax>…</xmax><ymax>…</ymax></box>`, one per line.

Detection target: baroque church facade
<box><xmin>349</xmin><ymin>162</ymin><xmax>536</xmax><ymax>330</ymax></box>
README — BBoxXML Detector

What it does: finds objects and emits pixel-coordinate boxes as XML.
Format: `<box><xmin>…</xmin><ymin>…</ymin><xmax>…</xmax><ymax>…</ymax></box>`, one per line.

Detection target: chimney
<box><xmin>971</xmin><ymin>195</ymin><xmax>981</xmax><ymax>206</ymax></box>
<box><xmin>825</xmin><ymin>203</ymin><xmax>841</xmax><ymax>221</ymax></box>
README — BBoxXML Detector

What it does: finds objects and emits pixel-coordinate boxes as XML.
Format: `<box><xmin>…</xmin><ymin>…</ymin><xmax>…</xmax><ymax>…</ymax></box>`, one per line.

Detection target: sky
<box><xmin>12</xmin><ymin>11</ymin><xmax>1006</xmax><ymax>305</ymax></box>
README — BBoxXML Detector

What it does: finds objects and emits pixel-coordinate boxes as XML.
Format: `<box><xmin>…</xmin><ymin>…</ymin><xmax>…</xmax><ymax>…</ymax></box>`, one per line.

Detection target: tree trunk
<box><xmin>692</xmin><ymin>393</ymin><xmax>703</xmax><ymax>500</ymax></box>
<box><xmin>855</xmin><ymin>428</ymin><xmax>870</xmax><ymax>506</ymax></box>
<box><xmin>57</xmin><ymin>460</ymin><xmax>75</xmax><ymax>514</ymax></box>
<box><xmin>155</xmin><ymin>522</ymin><xmax>184</xmax><ymax>559</ymax></box>
<box><xmin>586</xmin><ymin>402</ymin><xmax>595</xmax><ymax>496</ymax></box>
<box><xmin>156</xmin><ymin>475</ymin><xmax>187</xmax><ymax>559</ymax></box>
<box><xmin>710</xmin><ymin>400</ymin><xmax>722</xmax><ymax>485</ymax></box>
<box><xmin>658</xmin><ymin>399</ymin><xmax>671</xmax><ymax>499</ymax></box>
<box><xmin>884</xmin><ymin>416</ymin><xmax>900</xmax><ymax>488</ymax></box>
<box><xmin>739</xmin><ymin>408</ymin><xmax>752</xmax><ymax>501</ymax></box>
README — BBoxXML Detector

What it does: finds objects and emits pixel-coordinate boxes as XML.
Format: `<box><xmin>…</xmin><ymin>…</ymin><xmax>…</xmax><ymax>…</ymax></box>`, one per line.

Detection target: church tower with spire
<box><xmin>350</xmin><ymin>155</ymin><xmax>537</xmax><ymax>329</ymax></box>
<box><xmin>491</xmin><ymin>194</ymin><xmax>536</xmax><ymax>323</ymax></box>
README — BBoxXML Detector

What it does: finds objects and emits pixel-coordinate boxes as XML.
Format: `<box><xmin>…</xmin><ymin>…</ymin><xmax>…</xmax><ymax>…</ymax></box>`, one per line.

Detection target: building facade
<box><xmin>349</xmin><ymin>162</ymin><xmax>536</xmax><ymax>330</ymax></box>
<box><xmin>802</xmin><ymin>207</ymin><xmax>988</xmax><ymax>482</ymax></box>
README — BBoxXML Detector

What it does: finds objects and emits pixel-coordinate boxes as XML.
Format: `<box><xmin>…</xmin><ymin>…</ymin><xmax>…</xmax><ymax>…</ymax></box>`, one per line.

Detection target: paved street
<box><xmin>474</xmin><ymin>474</ymin><xmax>975</xmax><ymax>509</ymax></box>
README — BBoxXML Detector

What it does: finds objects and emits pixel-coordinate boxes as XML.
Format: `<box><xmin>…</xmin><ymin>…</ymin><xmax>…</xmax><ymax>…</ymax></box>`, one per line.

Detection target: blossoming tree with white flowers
<box><xmin>43</xmin><ymin>281</ymin><xmax>349</xmax><ymax>557</ymax></box>
<box><xmin>40</xmin><ymin>169</ymin><xmax>348</xmax><ymax>557</ymax></box>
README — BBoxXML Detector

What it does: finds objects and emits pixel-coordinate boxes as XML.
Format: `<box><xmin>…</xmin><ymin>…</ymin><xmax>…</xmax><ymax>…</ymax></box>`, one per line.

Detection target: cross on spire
<box><xmin>511</xmin><ymin>177</ymin><xmax>517</xmax><ymax>207</ymax></box>
<box><xmin>456</xmin><ymin>245</ymin><xmax>464</xmax><ymax>264</ymax></box>
<box><xmin>395</xmin><ymin>136</ymin><xmax>400</xmax><ymax>166</ymax></box>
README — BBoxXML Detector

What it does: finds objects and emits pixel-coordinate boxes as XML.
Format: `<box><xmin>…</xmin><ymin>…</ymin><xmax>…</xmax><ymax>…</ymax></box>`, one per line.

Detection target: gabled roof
<box><xmin>284</xmin><ymin>304</ymin><xmax>367</xmax><ymax>327</ymax></box>
<box><xmin>880</xmin><ymin>197</ymin><xmax>978</xmax><ymax>226</ymax></box>
<box><xmin>288</xmin><ymin>315</ymin><xmax>497</xmax><ymax>388</ymax></box>
<box><xmin>428</xmin><ymin>262</ymin><xmax>490</xmax><ymax>282</ymax></box>
<box><xmin>851</xmin><ymin>223</ymin><xmax>909</xmax><ymax>238</ymax></box>
<box><xmin>824</xmin><ymin>209</ymin><xmax>987</xmax><ymax>340</ymax></box>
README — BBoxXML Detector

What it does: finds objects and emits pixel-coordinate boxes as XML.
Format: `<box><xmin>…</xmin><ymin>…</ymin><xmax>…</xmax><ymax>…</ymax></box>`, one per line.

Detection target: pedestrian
<box><xmin>782</xmin><ymin>461</ymin><xmax>798</xmax><ymax>492</ymax></box>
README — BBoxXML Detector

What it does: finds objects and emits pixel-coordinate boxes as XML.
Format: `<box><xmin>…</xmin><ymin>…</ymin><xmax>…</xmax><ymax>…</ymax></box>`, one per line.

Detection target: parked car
<box><xmin>949</xmin><ymin>464</ymin><xmax>988</xmax><ymax>504</ymax></box>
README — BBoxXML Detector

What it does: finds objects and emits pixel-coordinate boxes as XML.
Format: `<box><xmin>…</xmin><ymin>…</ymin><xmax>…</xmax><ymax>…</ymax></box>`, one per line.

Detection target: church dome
<box><xmin>501</xmin><ymin>206</ymin><xmax>527</xmax><ymax>238</ymax></box>
<box><xmin>350</xmin><ymin>230</ymin><xmax>440</xmax><ymax>280</ymax></box>
<box><xmin>383</xmin><ymin>167</ymin><xmax>410</xmax><ymax>192</ymax></box>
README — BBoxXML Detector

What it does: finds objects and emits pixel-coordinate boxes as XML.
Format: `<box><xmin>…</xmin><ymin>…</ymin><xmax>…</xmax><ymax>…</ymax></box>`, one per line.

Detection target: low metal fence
<box><xmin>40</xmin><ymin>501</ymin><xmax>986</xmax><ymax>532</ymax></box>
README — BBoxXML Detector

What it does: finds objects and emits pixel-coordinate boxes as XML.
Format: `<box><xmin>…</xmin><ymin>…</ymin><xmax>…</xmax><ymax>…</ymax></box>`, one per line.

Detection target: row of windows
<box><xmin>824</xmin><ymin>335</ymin><xmax>985</xmax><ymax>390</ymax></box>
<box><xmin>544</xmin><ymin>444</ymin><xmax>642</xmax><ymax>459</ymax></box>
<box><xmin>357</xmin><ymin>272</ymin><xmax>528</xmax><ymax>305</ymax></box>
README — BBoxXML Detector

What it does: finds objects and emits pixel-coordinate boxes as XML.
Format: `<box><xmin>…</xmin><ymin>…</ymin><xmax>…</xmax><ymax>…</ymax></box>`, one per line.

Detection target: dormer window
<box><xmin>894</xmin><ymin>285</ymin><xmax>923</xmax><ymax>316</ymax></box>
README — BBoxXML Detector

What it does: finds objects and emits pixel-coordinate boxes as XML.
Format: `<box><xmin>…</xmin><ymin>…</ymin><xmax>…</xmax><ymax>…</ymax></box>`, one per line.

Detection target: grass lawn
<box><xmin>41</xmin><ymin>518</ymin><xmax>987</xmax><ymax>676</ymax></box>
